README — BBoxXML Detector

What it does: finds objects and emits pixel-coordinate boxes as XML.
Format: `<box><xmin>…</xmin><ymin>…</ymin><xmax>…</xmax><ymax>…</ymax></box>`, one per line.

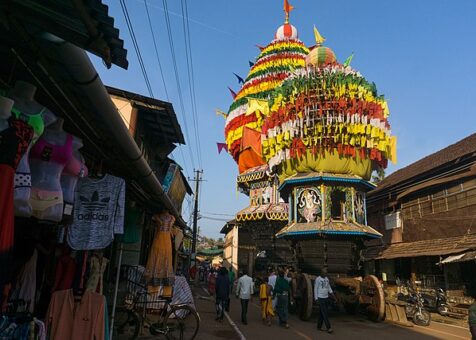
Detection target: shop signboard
<box><xmin>162</xmin><ymin>163</ymin><xmax>187</xmax><ymax>212</ymax></box>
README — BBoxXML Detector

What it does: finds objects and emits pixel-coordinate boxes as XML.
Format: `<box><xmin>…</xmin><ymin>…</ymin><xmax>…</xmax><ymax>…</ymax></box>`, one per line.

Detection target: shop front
<box><xmin>0</xmin><ymin>2</ymin><xmax>192</xmax><ymax>339</ymax></box>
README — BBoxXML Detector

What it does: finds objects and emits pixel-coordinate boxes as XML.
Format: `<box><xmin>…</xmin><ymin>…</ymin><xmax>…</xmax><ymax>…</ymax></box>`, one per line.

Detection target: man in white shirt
<box><xmin>314</xmin><ymin>268</ymin><xmax>336</xmax><ymax>334</ymax></box>
<box><xmin>268</xmin><ymin>269</ymin><xmax>277</xmax><ymax>310</ymax></box>
<box><xmin>236</xmin><ymin>270</ymin><xmax>254</xmax><ymax>324</ymax></box>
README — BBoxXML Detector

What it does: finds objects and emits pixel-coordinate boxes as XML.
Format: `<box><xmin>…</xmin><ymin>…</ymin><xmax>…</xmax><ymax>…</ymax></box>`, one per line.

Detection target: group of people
<box><xmin>211</xmin><ymin>265</ymin><xmax>336</xmax><ymax>334</ymax></box>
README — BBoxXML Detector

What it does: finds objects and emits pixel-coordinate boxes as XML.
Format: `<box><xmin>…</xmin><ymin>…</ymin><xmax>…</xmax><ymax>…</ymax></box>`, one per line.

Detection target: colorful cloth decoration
<box><xmin>222</xmin><ymin>16</ymin><xmax>395</xmax><ymax>180</ymax></box>
<box><xmin>224</xmin><ymin>36</ymin><xmax>309</xmax><ymax>169</ymax></box>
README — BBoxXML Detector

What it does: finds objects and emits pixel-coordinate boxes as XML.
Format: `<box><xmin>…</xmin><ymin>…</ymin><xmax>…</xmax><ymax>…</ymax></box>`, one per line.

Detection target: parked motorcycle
<box><xmin>421</xmin><ymin>287</ymin><xmax>449</xmax><ymax>316</ymax></box>
<box><xmin>397</xmin><ymin>285</ymin><xmax>431</xmax><ymax>326</ymax></box>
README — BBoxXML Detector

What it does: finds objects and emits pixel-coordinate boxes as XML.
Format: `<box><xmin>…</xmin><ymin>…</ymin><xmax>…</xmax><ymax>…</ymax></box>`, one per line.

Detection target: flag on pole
<box><xmin>215</xmin><ymin>109</ymin><xmax>227</xmax><ymax>119</ymax></box>
<box><xmin>283</xmin><ymin>0</ymin><xmax>294</xmax><ymax>22</ymax></box>
<box><xmin>228</xmin><ymin>87</ymin><xmax>237</xmax><ymax>99</ymax></box>
<box><xmin>233</xmin><ymin>73</ymin><xmax>245</xmax><ymax>84</ymax></box>
<box><xmin>313</xmin><ymin>25</ymin><xmax>325</xmax><ymax>45</ymax></box>
<box><xmin>343</xmin><ymin>53</ymin><xmax>354</xmax><ymax>67</ymax></box>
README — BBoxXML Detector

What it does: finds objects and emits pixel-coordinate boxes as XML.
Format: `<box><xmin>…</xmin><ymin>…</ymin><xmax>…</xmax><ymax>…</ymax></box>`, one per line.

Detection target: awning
<box><xmin>1</xmin><ymin>0</ymin><xmax>128</xmax><ymax>68</ymax></box>
<box><xmin>440</xmin><ymin>250</ymin><xmax>476</xmax><ymax>264</ymax></box>
<box><xmin>364</xmin><ymin>233</ymin><xmax>476</xmax><ymax>260</ymax></box>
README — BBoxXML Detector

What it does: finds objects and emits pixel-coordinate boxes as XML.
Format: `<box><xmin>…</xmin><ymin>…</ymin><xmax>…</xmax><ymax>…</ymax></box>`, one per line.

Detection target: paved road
<box><xmin>223</xmin><ymin>294</ymin><xmax>472</xmax><ymax>340</ymax></box>
<box><xmin>134</xmin><ymin>284</ymin><xmax>472</xmax><ymax>340</ymax></box>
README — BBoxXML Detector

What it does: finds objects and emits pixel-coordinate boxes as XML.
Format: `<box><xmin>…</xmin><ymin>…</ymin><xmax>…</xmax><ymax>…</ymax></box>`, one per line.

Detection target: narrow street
<box><xmin>191</xmin><ymin>284</ymin><xmax>472</xmax><ymax>340</ymax></box>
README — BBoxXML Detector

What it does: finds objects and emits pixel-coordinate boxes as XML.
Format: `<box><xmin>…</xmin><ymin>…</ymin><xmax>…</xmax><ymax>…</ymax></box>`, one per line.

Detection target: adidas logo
<box><xmin>79</xmin><ymin>191</ymin><xmax>110</xmax><ymax>211</ymax></box>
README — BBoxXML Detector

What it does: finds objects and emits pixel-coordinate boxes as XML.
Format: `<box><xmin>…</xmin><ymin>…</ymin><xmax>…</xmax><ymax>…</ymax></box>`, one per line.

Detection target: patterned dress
<box><xmin>145</xmin><ymin>212</ymin><xmax>175</xmax><ymax>297</ymax></box>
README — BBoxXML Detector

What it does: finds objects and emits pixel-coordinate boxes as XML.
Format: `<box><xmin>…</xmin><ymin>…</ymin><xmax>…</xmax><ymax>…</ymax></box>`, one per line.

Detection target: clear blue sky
<box><xmin>93</xmin><ymin>0</ymin><xmax>476</xmax><ymax>239</ymax></box>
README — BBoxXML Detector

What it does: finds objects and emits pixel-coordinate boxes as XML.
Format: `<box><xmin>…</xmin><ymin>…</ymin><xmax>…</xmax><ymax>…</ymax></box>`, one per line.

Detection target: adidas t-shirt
<box><xmin>68</xmin><ymin>174</ymin><xmax>125</xmax><ymax>250</ymax></box>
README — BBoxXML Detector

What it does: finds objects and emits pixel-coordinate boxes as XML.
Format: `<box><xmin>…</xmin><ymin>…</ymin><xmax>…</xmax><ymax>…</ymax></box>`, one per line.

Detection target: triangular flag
<box><xmin>215</xmin><ymin>109</ymin><xmax>227</xmax><ymax>119</ymax></box>
<box><xmin>313</xmin><ymin>25</ymin><xmax>325</xmax><ymax>45</ymax></box>
<box><xmin>217</xmin><ymin>143</ymin><xmax>228</xmax><ymax>154</ymax></box>
<box><xmin>233</xmin><ymin>73</ymin><xmax>245</xmax><ymax>84</ymax></box>
<box><xmin>249</xmin><ymin>61</ymin><xmax>255</xmax><ymax>67</ymax></box>
<box><xmin>344</xmin><ymin>53</ymin><xmax>354</xmax><ymax>67</ymax></box>
<box><xmin>228</xmin><ymin>87</ymin><xmax>237</xmax><ymax>99</ymax></box>
<box><xmin>256</xmin><ymin>44</ymin><xmax>265</xmax><ymax>51</ymax></box>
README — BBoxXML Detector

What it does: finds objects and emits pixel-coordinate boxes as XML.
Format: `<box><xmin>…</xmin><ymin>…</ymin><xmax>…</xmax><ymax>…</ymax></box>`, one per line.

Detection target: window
<box><xmin>384</xmin><ymin>211</ymin><xmax>402</xmax><ymax>230</ymax></box>
<box><xmin>331</xmin><ymin>189</ymin><xmax>346</xmax><ymax>220</ymax></box>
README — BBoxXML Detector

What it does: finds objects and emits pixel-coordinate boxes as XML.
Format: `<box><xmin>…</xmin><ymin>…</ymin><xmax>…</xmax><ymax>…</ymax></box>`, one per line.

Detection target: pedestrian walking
<box><xmin>228</xmin><ymin>267</ymin><xmax>235</xmax><ymax>293</ymax></box>
<box><xmin>208</xmin><ymin>268</ymin><xmax>217</xmax><ymax>295</ymax></box>
<box><xmin>215</xmin><ymin>266</ymin><xmax>230</xmax><ymax>321</ymax></box>
<box><xmin>273</xmin><ymin>270</ymin><xmax>290</xmax><ymax>328</ymax></box>
<box><xmin>467</xmin><ymin>284</ymin><xmax>476</xmax><ymax>340</ymax></box>
<box><xmin>314</xmin><ymin>268</ymin><xmax>336</xmax><ymax>334</ymax></box>
<box><xmin>268</xmin><ymin>269</ymin><xmax>277</xmax><ymax>310</ymax></box>
<box><xmin>259</xmin><ymin>277</ymin><xmax>274</xmax><ymax>326</ymax></box>
<box><xmin>236</xmin><ymin>270</ymin><xmax>254</xmax><ymax>325</ymax></box>
<box><xmin>227</xmin><ymin>267</ymin><xmax>235</xmax><ymax>312</ymax></box>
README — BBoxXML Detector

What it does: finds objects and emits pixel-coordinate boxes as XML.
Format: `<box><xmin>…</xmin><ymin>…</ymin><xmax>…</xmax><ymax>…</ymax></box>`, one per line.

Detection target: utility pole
<box><xmin>191</xmin><ymin>169</ymin><xmax>203</xmax><ymax>254</ymax></box>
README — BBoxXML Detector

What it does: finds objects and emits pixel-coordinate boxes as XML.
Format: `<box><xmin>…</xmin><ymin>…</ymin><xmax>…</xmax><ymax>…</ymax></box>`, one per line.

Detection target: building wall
<box><xmin>110</xmin><ymin>95</ymin><xmax>137</xmax><ymax>136</ymax></box>
<box><xmin>368</xmin><ymin>176</ymin><xmax>476</xmax><ymax>244</ymax></box>
<box><xmin>400</xmin><ymin>177</ymin><xmax>476</xmax><ymax>242</ymax></box>
<box><xmin>223</xmin><ymin>226</ymin><xmax>240</xmax><ymax>275</ymax></box>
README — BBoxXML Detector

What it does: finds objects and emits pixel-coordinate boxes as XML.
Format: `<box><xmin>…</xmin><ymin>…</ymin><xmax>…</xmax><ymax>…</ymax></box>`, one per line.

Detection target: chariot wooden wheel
<box><xmin>296</xmin><ymin>273</ymin><xmax>313</xmax><ymax>321</ymax></box>
<box><xmin>361</xmin><ymin>275</ymin><xmax>385</xmax><ymax>321</ymax></box>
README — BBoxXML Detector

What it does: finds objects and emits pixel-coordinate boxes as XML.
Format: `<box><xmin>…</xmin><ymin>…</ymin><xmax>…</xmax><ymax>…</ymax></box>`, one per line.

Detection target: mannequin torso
<box><xmin>29</xmin><ymin>118</ymin><xmax>82</xmax><ymax>222</ymax></box>
<box><xmin>7</xmin><ymin>81</ymin><xmax>57</xmax><ymax>217</ymax></box>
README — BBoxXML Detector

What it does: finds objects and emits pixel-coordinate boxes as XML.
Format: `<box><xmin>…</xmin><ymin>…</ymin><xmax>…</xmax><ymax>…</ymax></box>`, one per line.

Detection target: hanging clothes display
<box><xmin>11</xmin><ymin>249</ymin><xmax>38</xmax><ymax>313</ymax></box>
<box><xmin>85</xmin><ymin>254</ymin><xmax>109</xmax><ymax>295</ymax></box>
<box><xmin>0</xmin><ymin>96</ymin><xmax>34</xmax><ymax>289</ymax></box>
<box><xmin>145</xmin><ymin>212</ymin><xmax>175</xmax><ymax>297</ymax></box>
<box><xmin>67</xmin><ymin>174</ymin><xmax>125</xmax><ymax>250</ymax></box>
<box><xmin>52</xmin><ymin>248</ymin><xmax>77</xmax><ymax>292</ymax></box>
<box><xmin>46</xmin><ymin>289</ymin><xmax>105</xmax><ymax>340</ymax></box>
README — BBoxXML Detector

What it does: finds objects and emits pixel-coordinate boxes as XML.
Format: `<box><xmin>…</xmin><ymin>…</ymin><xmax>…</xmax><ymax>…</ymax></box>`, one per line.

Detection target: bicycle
<box><xmin>113</xmin><ymin>266</ymin><xmax>200</xmax><ymax>340</ymax></box>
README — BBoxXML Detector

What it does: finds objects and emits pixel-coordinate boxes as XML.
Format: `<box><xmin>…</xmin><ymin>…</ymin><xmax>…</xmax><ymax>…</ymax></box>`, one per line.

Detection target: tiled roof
<box><xmin>363</xmin><ymin>233</ymin><xmax>476</xmax><ymax>260</ymax></box>
<box><xmin>276</xmin><ymin>220</ymin><xmax>382</xmax><ymax>239</ymax></box>
<box><xmin>3</xmin><ymin>0</ymin><xmax>128</xmax><ymax>68</ymax></box>
<box><xmin>371</xmin><ymin>133</ymin><xmax>476</xmax><ymax>195</ymax></box>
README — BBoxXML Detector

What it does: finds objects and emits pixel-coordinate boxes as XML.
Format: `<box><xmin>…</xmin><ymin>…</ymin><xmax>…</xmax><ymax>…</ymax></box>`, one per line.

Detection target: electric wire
<box><xmin>180</xmin><ymin>0</ymin><xmax>202</xmax><ymax>168</ymax></box>
<box><xmin>199</xmin><ymin>215</ymin><xmax>230</xmax><ymax>222</ymax></box>
<box><xmin>162</xmin><ymin>0</ymin><xmax>196</xmax><ymax>170</ymax></box>
<box><xmin>144</xmin><ymin>0</ymin><xmax>170</xmax><ymax>101</ymax></box>
<box><xmin>119</xmin><ymin>0</ymin><xmax>154</xmax><ymax>98</ymax></box>
<box><xmin>142</xmin><ymin>0</ymin><xmax>192</xmax><ymax>178</ymax></box>
<box><xmin>201</xmin><ymin>211</ymin><xmax>235</xmax><ymax>217</ymax></box>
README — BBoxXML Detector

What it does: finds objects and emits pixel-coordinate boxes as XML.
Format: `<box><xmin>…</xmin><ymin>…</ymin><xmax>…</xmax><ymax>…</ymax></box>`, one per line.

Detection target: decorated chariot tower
<box><xmin>221</xmin><ymin>1</ymin><xmax>396</xmax><ymax>320</ymax></box>
<box><xmin>222</xmin><ymin>4</ymin><xmax>310</xmax><ymax>275</ymax></box>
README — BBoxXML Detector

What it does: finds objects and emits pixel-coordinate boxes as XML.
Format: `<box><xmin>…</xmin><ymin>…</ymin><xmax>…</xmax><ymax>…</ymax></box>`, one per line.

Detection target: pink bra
<box><xmin>63</xmin><ymin>155</ymin><xmax>88</xmax><ymax>177</ymax></box>
<box><xmin>30</xmin><ymin>134</ymin><xmax>73</xmax><ymax>166</ymax></box>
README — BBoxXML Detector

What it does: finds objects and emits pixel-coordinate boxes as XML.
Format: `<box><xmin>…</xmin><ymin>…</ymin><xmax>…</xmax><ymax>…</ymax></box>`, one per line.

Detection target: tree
<box><xmin>371</xmin><ymin>167</ymin><xmax>386</xmax><ymax>185</ymax></box>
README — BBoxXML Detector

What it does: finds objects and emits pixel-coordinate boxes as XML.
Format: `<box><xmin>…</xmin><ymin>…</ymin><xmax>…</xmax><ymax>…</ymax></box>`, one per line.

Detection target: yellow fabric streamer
<box><xmin>246</xmin><ymin>98</ymin><xmax>270</xmax><ymax>116</ymax></box>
